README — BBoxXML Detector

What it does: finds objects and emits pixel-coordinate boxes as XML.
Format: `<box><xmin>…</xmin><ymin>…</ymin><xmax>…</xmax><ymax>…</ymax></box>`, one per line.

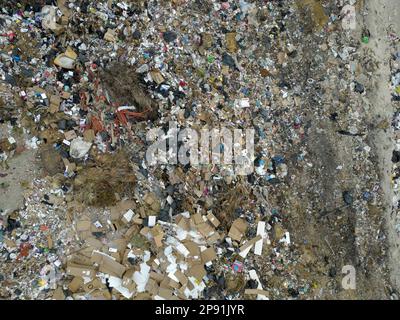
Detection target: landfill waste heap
<box><xmin>0</xmin><ymin>0</ymin><xmax>399</xmax><ymax>300</ymax></box>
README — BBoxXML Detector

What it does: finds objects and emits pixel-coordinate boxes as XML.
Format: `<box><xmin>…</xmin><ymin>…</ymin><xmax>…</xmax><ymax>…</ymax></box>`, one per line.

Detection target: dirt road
<box><xmin>364</xmin><ymin>0</ymin><xmax>400</xmax><ymax>293</ymax></box>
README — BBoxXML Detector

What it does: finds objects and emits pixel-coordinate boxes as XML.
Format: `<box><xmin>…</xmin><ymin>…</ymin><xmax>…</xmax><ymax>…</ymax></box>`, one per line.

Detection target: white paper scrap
<box><xmin>249</xmin><ymin>269</ymin><xmax>268</xmax><ymax>300</ymax></box>
<box><xmin>148</xmin><ymin>216</ymin><xmax>157</xmax><ymax>227</ymax></box>
<box><xmin>254</xmin><ymin>221</ymin><xmax>265</xmax><ymax>255</ymax></box>
<box><xmin>133</xmin><ymin>263</ymin><xmax>150</xmax><ymax>293</ymax></box>
<box><xmin>123</xmin><ymin>209</ymin><xmax>134</xmax><ymax>223</ymax></box>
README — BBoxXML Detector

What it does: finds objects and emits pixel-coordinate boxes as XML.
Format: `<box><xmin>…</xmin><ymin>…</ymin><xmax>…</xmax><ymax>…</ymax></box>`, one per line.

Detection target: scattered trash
<box><xmin>343</xmin><ymin>191</ymin><xmax>354</xmax><ymax>206</ymax></box>
<box><xmin>53</xmin><ymin>47</ymin><xmax>77</xmax><ymax>70</ymax></box>
<box><xmin>0</xmin><ymin>0</ymin><xmax>396</xmax><ymax>301</ymax></box>
<box><xmin>69</xmin><ymin>138</ymin><xmax>92</xmax><ymax>159</ymax></box>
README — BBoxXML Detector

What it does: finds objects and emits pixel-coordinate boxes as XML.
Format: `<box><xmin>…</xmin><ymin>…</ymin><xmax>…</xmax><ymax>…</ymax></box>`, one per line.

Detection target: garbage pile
<box><xmin>390</xmin><ymin>25</ymin><xmax>400</xmax><ymax>236</ymax></box>
<box><xmin>0</xmin><ymin>0</ymin><xmax>397</xmax><ymax>300</ymax></box>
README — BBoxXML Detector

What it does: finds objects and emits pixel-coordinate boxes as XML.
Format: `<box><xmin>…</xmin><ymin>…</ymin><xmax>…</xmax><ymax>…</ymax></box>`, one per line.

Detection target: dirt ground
<box><xmin>0</xmin><ymin>124</ymin><xmax>39</xmax><ymax>216</ymax></box>
<box><xmin>250</xmin><ymin>0</ymin><xmax>399</xmax><ymax>299</ymax></box>
<box><xmin>364</xmin><ymin>0</ymin><xmax>400</xmax><ymax>294</ymax></box>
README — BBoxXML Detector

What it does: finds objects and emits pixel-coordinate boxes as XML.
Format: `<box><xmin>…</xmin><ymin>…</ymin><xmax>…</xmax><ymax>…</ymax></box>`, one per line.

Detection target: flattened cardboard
<box><xmin>90</xmin><ymin>289</ymin><xmax>112</xmax><ymax>300</ymax></box>
<box><xmin>133</xmin><ymin>214</ymin><xmax>143</xmax><ymax>225</ymax></box>
<box><xmin>68</xmin><ymin>276</ymin><xmax>83</xmax><ymax>293</ymax></box>
<box><xmin>192</xmin><ymin>213</ymin><xmax>203</xmax><ymax>225</ymax></box>
<box><xmin>159</xmin><ymin>276</ymin><xmax>171</xmax><ymax>289</ymax></box>
<box><xmin>71</xmin><ymin>251</ymin><xmax>93</xmax><ymax>266</ymax></box>
<box><xmin>158</xmin><ymin>287</ymin><xmax>174</xmax><ymax>300</ymax></box>
<box><xmin>207</xmin><ymin>212</ymin><xmax>220</xmax><ymax>227</ymax></box>
<box><xmin>145</xmin><ymin>278</ymin><xmax>159</xmax><ymax>295</ymax></box>
<box><xmin>92</xmin><ymin>251</ymin><xmax>127</xmax><ymax>278</ymax></box>
<box><xmin>64</xmin><ymin>130</ymin><xmax>77</xmax><ymax>141</ymax></box>
<box><xmin>83</xmin><ymin>278</ymin><xmax>105</xmax><ymax>293</ymax></box>
<box><xmin>183</xmin><ymin>241</ymin><xmax>200</xmax><ymax>257</ymax></box>
<box><xmin>206</xmin><ymin>232</ymin><xmax>221</xmax><ymax>245</ymax></box>
<box><xmin>197</xmin><ymin>222</ymin><xmax>214</xmax><ymax>238</ymax></box>
<box><xmin>187</xmin><ymin>263</ymin><xmax>206</xmax><ymax>281</ymax></box>
<box><xmin>111</xmin><ymin>206</ymin><xmax>122</xmax><ymax>221</ymax></box>
<box><xmin>174</xmin><ymin>270</ymin><xmax>188</xmax><ymax>286</ymax></box>
<box><xmin>124</xmin><ymin>225</ymin><xmax>139</xmax><ymax>240</ymax></box>
<box><xmin>169</xmin><ymin>278</ymin><xmax>181</xmax><ymax>289</ymax></box>
<box><xmin>47</xmin><ymin>234</ymin><xmax>53</xmax><ymax>249</ymax></box>
<box><xmin>154</xmin><ymin>233</ymin><xmax>164</xmax><ymax>247</ymax></box>
<box><xmin>66</xmin><ymin>263</ymin><xmax>96</xmax><ymax>278</ymax></box>
<box><xmin>177</xmin><ymin>216</ymin><xmax>190</xmax><ymax>231</ymax></box>
<box><xmin>150</xmin><ymin>271</ymin><xmax>165</xmax><ymax>283</ymax></box>
<box><xmin>83</xmin><ymin>129</ymin><xmax>95</xmax><ymax>143</ymax></box>
<box><xmin>111</xmin><ymin>200</ymin><xmax>135</xmax><ymax>221</ymax></box>
<box><xmin>49</xmin><ymin>95</ymin><xmax>61</xmax><ymax>114</ymax></box>
<box><xmin>244</xmin><ymin>289</ymin><xmax>269</xmax><ymax>296</ymax></box>
<box><xmin>228</xmin><ymin>218</ymin><xmax>248</xmax><ymax>242</ymax></box>
<box><xmin>239</xmin><ymin>235</ymin><xmax>262</xmax><ymax>253</ymax></box>
<box><xmin>140</xmin><ymin>226</ymin><xmax>150</xmax><ymax>237</ymax></box>
<box><xmin>110</xmin><ymin>238</ymin><xmax>127</xmax><ymax>253</ymax></box>
<box><xmin>52</xmin><ymin>286</ymin><xmax>65</xmax><ymax>300</ymax></box>
<box><xmin>85</xmin><ymin>237</ymin><xmax>103</xmax><ymax>249</ymax></box>
<box><xmin>201</xmin><ymin>247</ymin><xmax>217</xmax><ymax>263</ymax></box>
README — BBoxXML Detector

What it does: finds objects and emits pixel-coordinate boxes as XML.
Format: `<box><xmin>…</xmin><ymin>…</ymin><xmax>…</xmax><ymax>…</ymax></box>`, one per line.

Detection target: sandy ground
<box><xmin>0</xmin><ymin>149</ymin><xmax>38</xmax><ymax>214</ymax></box>
<box><xmin>0</xmin><ymin>124</ymin><xmax>39</xmax><ymax>217</ymax></box>
<box><xmin>363</xmin><ymin>0</ymin><xmax>400</xmax><ymax>292</ymax></box>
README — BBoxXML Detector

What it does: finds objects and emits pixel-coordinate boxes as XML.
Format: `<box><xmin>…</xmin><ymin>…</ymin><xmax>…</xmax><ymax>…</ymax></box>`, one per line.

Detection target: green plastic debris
<box><xmin>207</xmin><ymin>55</ymin><xmax>215</xmax><ymax>63</ymax></box>
<box><xmin>362</xmin><ymin>36</ymin><xmax>369</xmax><ymax>44</ymax></box>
